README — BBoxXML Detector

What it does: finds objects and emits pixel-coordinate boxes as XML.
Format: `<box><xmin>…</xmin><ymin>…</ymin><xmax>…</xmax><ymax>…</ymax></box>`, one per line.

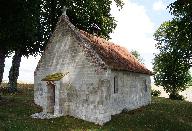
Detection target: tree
<box><xmin>153</xmin><ymin>0</ymin><xmax>192</xmax><ymax>100</ymax></box>
<box><xmin>3</xmin><ymin>0</ymin><xmax>124</xmax><ymax>92</ymax></box>
<box><xmin>41</xmin><ymin>0</ymin><xmax>124</xmax><ymax>40</ymax></box>
<box><xmin>0</xmin><ymin>0</ymin><xmax>42</xmax><ymax>92</ymax></box>
<box><xmin>153</xmin><ymin>52</ymin><xmax>191</xmax><ymax>99</ymax></box>
<box><xmin>0</xmin><ymin>49</ymin><xmax>7</xmax><ymax>85</ymax></box>
<box><xmin>153</xmin><ymin>21</ymin><xmax>191</xmax><ymax>100</ymax></box>
<box><xmin>168</xmin><ymin>0</ymin><xmax>192</xmax><ymax>66</ymax></box>
<box><xmin>0</xmin><ymin>0</ymin><xmax>17</xmax><ymax>85</ymax></box>
<box><xmin>130</xmin><ymin>50</ymin><xmax>144</xmax><ymax>64</ymax></box>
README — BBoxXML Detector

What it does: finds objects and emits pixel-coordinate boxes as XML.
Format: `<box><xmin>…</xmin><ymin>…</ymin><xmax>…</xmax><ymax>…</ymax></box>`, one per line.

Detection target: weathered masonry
<box><xmin>34</xmin><ymin>13</ymin><xmax>153</xmax><ymax>125</ymax></box>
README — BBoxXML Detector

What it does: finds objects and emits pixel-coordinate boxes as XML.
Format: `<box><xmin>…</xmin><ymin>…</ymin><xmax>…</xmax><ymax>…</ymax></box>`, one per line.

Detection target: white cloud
<box><xmin>110</xmin><ymin>1</ymin><xmax>156</xmax><ymax>53</ymax></box>
<box><xmin>110</xmin><ymin>0</ymin><xmax>156</xmax><ymax>70</ymax></box>
<box><xmin>153</xmin><ymin>0</ymin><xmax>166</xmax><ymax>11</ymax></box>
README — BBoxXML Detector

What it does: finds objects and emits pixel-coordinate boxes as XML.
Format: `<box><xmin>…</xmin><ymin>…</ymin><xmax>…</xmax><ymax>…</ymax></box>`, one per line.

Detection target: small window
<box><xmin>144</xmin><ymin>80</ymin><xmax>148</xmax><ymax>92</ymax></box>
<box><xmin>114</xmin><ymin>76</ymin><xmax>118</xmax><ymax>93</ymax></box>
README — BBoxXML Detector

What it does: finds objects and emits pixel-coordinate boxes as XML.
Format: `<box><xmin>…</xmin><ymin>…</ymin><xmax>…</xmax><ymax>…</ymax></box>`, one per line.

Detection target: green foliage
<box><xmin>0</xmin><ymin>0</ymin><xmax>42</xmax><ymax>56</ymax></box>
<box><xmin>153</xmin><ymin>0</ymin><xmax>192</xmax><ymax>97</ymax></box>
<box><xmin>1</xmin><ymin>88</ymin><xmax>192</xmax><ymax>130</ymax></box>
<box><xmin>153</xmin><ymin>20</ymin><xmax>191</xmax><ymax>98</ymax></box>
<box><xmin>169</xmin><ymin>0</ymin><xmax>192</xmax><ymax>18</ymax></box>
<box><xmin>0</xmin><ymin>0</ymin><xmax>124</xmax><ymax>55</ymax></box>
<box><xmin>169</xmin><ymin>93</ymin><xmax>185</xmax><ymax>101</ymax></box>
<box><xmin>168</xmin><ymin>1</ymin><xmax>192</xmax><ymax>67</ymax></box>
<box><xmin>114</xmin><ymin>0</ymin><xmax>124</xmax><ymax>8</ymax></box>
<box><xmin>188</xmin><ymin>78</ymin><xmax>192</xmax><ymax>86</ymax></box>
<box><xmin>153</xmin><ymin>51</ymin><xmax>191</xmax><ymax>97</ymax></box>
<box><xmin>151</xmin><ymin>89</ymin><xmax>161</xmax><ymax>97</ymax></box>
<box><xmin>130</xmin><ymin>50</ymin><xmax>144</xmax><ymax>64</ymax></box>
<box><xmin>40</xmin><ymin>0</ymin><xmax>124</xmax><ymax>42</ymax></box>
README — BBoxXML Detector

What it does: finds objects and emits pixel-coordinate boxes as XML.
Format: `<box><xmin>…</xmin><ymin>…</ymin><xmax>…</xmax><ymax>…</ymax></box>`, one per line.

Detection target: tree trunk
<box><xmin>0</xmin><ymin>49</ymin><xmax>6</xmax><ymax>85</ymax></box>
<box><xmin>0</xmin><ymin>50</ymin><xmax>7</xmax><ymax>99</ymax></box>
<box><xmin>8</xmin><ymin>51</ymin><xmax>22</xmax><ymax>93</ymax></box>
<box><xmin>50</xmin><ymin>0</ymin><xmax>57</xmax><ymax>32</ymax></box>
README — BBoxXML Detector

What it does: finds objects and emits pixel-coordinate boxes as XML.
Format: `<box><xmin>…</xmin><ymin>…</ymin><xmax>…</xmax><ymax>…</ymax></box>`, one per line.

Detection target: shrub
<box><xmin>0</xmin><ymin>86</ymin><xmax>9</xmax><ymax>94</ymax></box>
<box><xmin>169</xmin><ymin>93</ymin><xmax>185</xmax><ymax>101</ymax></box>
<box><xmin>151</xmin><ymin>90</ymin><xmax>161</xmax><ymax>97</ymax></box>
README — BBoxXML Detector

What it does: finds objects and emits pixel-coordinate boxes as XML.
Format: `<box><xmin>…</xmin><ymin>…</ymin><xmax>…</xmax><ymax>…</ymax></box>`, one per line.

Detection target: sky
<box><xmin>3</xmin><ymin>0</ymin><xmax>175</xmax><ymax>83</ymax></box>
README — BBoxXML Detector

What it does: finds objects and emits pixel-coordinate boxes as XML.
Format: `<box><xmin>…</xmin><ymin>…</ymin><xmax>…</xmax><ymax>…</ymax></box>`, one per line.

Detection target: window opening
<box><xmin>114</xmin><ymin>76</ymin><xmax>118</xmax><ymax>93</ymax></box>
<box><xmin>144</xmin><ymin>80</ymin><xmax>148</xmax><ymax>92</ymax></box>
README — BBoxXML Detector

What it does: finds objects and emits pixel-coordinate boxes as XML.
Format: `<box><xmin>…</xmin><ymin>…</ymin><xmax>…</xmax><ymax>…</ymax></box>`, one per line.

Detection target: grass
<box><xmin>1</xmin><ymin>85</ymin><xmax>192</xmax><ymax>131</ymax></box>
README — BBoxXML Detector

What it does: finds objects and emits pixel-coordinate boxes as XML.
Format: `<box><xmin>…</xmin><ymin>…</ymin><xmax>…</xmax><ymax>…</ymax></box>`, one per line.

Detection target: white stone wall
<box><xmin>57</xmin><ymin>67</ymin><xmax>112</xmax><ymax>125</ymax></box>
<box><xmin>34</xmin><ymin>20</ymin><xmax>112</xmax><ymax>124</ymax></box>
<box><xmin>35</xmin><ymin>66</ymin><xmax>112</xmax><ymax>124</ymax></box>
<box><xmin>109</xmin><ymin>70</ymin><xmax>151</xmax><ymax>115</ymax></box>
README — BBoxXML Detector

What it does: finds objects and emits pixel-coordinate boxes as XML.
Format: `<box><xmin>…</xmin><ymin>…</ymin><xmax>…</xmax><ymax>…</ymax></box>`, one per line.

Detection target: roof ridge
<box><xmin>79</xmin><ymin>30</ymin><xmax>153</xmax><ymax>75</ymax></box>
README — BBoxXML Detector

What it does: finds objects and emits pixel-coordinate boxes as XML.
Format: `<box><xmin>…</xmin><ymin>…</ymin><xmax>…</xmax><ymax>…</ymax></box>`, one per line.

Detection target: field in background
<box><xmin>0</xmin><ymin>83</ymin><xmax>34</xmax><ymax>97</ymax></box>
<box><xmin>152</xmin><ymin>84</ymin><xmax>192</xmax><ymax>102</ymax></box>
<box><xmin>0</xmin><ymin>84</ymin><xmax>192</xmax><ymax>130</ymax></box>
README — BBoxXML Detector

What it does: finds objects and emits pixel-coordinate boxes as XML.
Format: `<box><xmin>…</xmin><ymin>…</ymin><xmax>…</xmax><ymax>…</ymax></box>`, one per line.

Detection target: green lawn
<box><xmin>1</xmin><ymin>86</ymin><xmax>192</xmax><ymax>131</ymax></box>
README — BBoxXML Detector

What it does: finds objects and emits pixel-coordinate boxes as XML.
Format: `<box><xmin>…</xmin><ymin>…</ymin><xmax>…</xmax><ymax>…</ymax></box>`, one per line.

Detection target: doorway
<box><xmin>46</xmin><ymin>81</ymin><xmax>55</xmax><ymax>114</ymax></box>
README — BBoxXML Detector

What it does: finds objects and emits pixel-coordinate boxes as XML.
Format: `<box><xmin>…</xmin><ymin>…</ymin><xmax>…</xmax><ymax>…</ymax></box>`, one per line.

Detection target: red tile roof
<box><xmin>79</xmin><ymin>30</ymin><xmax>153</xmax><ymax>75</ymax></box>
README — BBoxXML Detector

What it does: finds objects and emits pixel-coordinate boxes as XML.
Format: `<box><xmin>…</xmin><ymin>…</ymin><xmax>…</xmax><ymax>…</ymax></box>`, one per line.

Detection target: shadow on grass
<box><xmin>1</xmin><ymin>85</ymin><xmax>192</xmax><ymax>130</ymax></box>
